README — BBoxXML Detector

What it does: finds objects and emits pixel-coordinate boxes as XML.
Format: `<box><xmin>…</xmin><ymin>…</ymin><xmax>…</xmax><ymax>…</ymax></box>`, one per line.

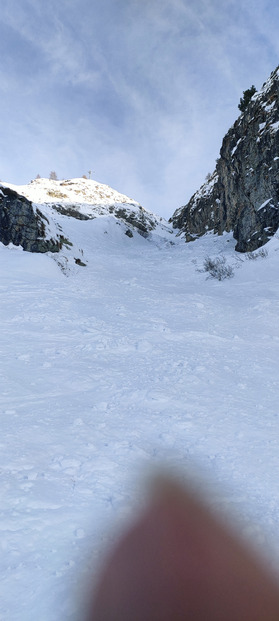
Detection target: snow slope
<box><xmin>1</xmin><ymin>217</ymin><xmax>279</xmax><ymax>620</ymax></box>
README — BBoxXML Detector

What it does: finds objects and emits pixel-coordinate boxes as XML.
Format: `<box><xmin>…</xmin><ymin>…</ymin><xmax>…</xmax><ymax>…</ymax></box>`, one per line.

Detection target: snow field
<box><xmin>1</xmin><ymin>220</ymin><xmax>279</xmax><ymax>620</ymax></box>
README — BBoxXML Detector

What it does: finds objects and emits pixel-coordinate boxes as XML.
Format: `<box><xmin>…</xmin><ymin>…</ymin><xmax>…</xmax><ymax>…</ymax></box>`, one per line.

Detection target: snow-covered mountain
<box><xmin>0</xmin><ymin>177</ymin><xmax>173</xmax><ymax>272</ymax></box>
<box><xmin>7</xmin><ymin>176</ymin><xmax>143</xmax><ymax>208</ymax></box>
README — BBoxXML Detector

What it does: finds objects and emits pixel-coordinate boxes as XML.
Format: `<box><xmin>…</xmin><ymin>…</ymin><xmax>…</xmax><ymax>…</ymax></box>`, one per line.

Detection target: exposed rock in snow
<box><xmin>171</xmin><ymin>65</ymin><xmax>279</xmax><ymax>252</ymax></box>
<box><xmin>0</xmin><ymin>184</ymin><xmax>63</xmax><ymax>253</ymax></box>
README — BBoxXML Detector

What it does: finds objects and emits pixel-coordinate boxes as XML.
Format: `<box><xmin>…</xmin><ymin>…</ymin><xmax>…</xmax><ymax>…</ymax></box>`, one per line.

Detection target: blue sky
<box><xmin>1</xmin><ymin>0</ymin><xmax>279</xmax><ymax>218</ymax></box>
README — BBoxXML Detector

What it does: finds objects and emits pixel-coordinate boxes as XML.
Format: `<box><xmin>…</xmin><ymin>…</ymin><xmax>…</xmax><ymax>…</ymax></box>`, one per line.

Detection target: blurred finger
<box><xmin>87</xmin><ymin>477</ymin><xmax>279</xmax><ymax>620</ymax></box>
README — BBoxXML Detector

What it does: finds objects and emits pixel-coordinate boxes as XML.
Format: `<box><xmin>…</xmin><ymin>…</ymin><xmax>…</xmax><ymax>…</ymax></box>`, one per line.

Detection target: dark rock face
<box><xmin>113</xmin><ymin>205</ymin><xmax>155</xmax><ymax>237</ymax></box>
<box><xmin>51</xmin><ymin>204</ymin><xmax>90</xmax><ymax>220</ymax></box>
<box><xmin>0</xmin><ymin>186</ymin><xmax>62</xmax><ymax>252</ymax></box>
<box><xmin>171</xmin><ymin>66</ymin><xmax>279</xmax><ymax>252</ymax></box>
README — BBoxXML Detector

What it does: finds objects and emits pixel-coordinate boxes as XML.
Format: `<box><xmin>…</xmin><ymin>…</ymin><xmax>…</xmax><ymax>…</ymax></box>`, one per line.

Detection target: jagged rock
<box><xmin>0</xmin><ymin>185</ymin><xmax>62</xmax><ymax>252</ymax></box>
<box><xmin>113</xmin><ymin>205</ymin><xmax>154</xmax><ymax>237</ymax></box>
<box><xmin>171</xmin><ymin>65</ymin><xmax>279</xmax><ymax>252</ymax></box>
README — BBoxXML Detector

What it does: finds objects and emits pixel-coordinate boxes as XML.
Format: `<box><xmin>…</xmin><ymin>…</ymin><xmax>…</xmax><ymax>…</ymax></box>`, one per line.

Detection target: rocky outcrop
<box><xmin>0</xmin><ymin>185</ymin><xmax>62</xmax><ymax>252</ymax></box>
<box><xmin>111</xmin><ymin>204</ymin><xmax>156</xmax><ymax>237</ymax></box>
<box><xmin>171</xmin><ymin>66</ymin><xmax>279</xmax><ymax>252</ymax></box>
<box><xmin>0</xmin><ymin>178</ymin><xmax>170</xmax><ymax>255</ymax></box>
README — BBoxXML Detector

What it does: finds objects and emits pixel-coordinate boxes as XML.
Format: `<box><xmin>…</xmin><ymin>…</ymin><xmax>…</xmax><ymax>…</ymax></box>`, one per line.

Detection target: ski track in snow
<box><xmin>1</xmin><ymin>223</ymin><xmax>279</xmax><ymax>619</ymax></box>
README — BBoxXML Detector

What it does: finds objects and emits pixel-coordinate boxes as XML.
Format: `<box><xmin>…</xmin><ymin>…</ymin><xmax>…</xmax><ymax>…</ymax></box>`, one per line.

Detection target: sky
<box><xmin>1</xmin><ymin>0</ymin><xmax>279</xmax><ymax>219</ymax></box>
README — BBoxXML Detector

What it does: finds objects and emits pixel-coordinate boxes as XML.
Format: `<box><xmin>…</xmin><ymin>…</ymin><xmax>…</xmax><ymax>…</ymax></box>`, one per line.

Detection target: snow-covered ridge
<box><xmin>5</xmin><ymin>177</ymin><xmax>141</xmax><ymax>209</ymax></box>
<box><xmin>2</xmin><ymin>176</ymin><xmax>171</xmax><ymax>231</ymax></box>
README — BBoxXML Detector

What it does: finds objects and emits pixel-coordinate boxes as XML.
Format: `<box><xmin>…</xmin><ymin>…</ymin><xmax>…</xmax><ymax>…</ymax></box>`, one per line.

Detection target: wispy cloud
<box><xmin>0</xmin><ymin>0</ymin><xmax>278</xmax><ymax>216</ymax></box>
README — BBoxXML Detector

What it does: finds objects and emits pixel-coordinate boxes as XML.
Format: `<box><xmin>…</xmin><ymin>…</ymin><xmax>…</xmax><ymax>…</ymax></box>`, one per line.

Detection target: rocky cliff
<box><xmin>0</xmin><ymin>185</ymin><xmax>63</xmax><ymax>253</ymax></box>
<box><xmin>171</xmin><ymin>65</ymin><xmax>279</xmax><ymax>252</ymax></box>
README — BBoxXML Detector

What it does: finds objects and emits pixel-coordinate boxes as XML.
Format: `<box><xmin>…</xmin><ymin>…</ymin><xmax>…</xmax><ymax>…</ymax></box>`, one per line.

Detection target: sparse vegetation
<box><xmin>238</xmin><ymin>85</ymin><xmax>257</xmax><ymax>112</ymax></box>
<box><xmin>47</xmin><ymin>190</ymin><xmax>68</xmax><ymax>199</ymax></box>
<box><xmin>201</xmin><ymin>255</ymin><xmax>234</xmax><ymax>280</ymax></box>
<box><xmin>246</xmin><ymin>248</ymin><xmax>268</xmax><ymax>260</ymax></box>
